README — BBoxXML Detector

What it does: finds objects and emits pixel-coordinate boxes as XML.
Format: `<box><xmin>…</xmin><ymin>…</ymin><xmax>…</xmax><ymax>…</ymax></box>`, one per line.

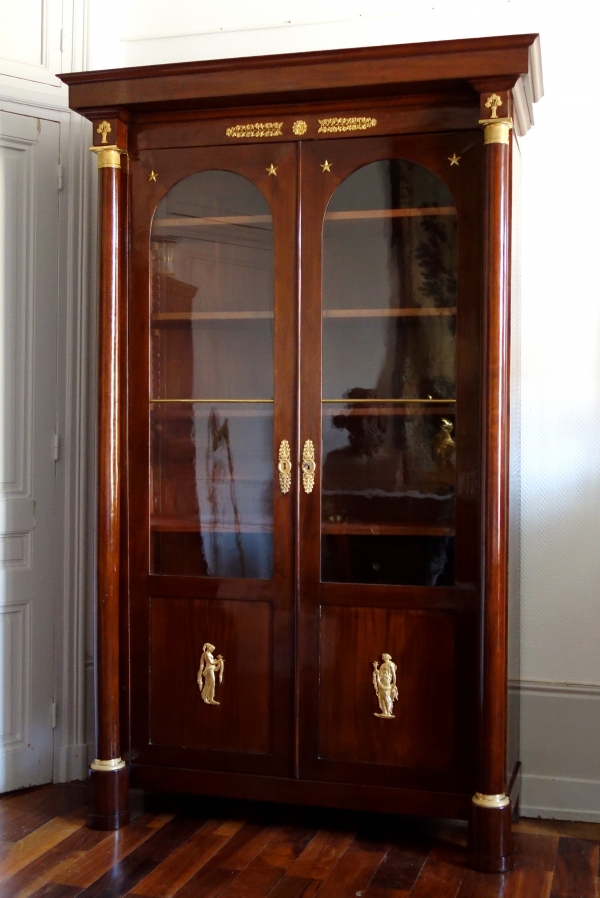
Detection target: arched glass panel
<box><xmin>150</xmin><ymin>171</ymin><xmax>274</xmax><ymax>578</ymax></box>
<box><xmin>321</xmin><ymin>160</ymin><xmax>457</xmax><ymax>586</ymax></box>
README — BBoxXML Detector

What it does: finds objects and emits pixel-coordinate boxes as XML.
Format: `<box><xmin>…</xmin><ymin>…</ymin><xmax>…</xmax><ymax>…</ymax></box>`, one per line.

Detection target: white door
<box><xmin>0</xmin><ymin>110</ymin><xmax>59</xmax><ymax>790</ymax></box>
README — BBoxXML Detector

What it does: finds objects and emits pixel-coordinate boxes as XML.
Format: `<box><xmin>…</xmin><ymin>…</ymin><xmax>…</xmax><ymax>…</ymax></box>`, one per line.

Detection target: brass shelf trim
<box><xmin>322</xmin><ymin>398</ymin><xmax>456</xmax><ymax>404</ymax></box>
<box><xmin>151</xmin><ymin>398</ymin><xmax>274</xmax><ymax>403</ymax></box>
<box><xmin>152</xmin><ymin>309</ymin><xmax>453</xmax><ymax>322</ymax></box>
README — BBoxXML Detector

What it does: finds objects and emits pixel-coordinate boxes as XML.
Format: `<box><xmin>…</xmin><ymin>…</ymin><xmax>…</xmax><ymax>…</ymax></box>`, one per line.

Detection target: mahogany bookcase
<box><xmin>61</xmin><ymin>33</ymin><xmax>542</xmax><ymax>873</ymax></box>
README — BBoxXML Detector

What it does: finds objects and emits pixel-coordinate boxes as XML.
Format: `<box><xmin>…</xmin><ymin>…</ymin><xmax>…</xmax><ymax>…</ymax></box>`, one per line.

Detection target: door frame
<box><xmin>126</xmin><ymin>140</ymin><xmax>299</xmax><ymax>777</ymax></box>
<box><xmin>0</xmin><ymin>90</ymin><xmax>98</xmax><ymax>785</ymax></box>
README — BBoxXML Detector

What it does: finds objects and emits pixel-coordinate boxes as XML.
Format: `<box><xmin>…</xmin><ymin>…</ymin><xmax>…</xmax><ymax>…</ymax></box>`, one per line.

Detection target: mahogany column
<box><xmin>469</xmin><ymin>93</ymin><xmax>514</xmax><ymax>873</ymax></box>
<box><xmin>87</xmin><ymin>132</ymin><xmax>129</xmax><ymax>830</ymax></box>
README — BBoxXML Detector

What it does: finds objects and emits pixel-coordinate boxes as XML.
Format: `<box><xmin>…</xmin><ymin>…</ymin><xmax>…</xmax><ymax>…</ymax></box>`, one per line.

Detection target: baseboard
<box><xmin>516</xmin><ymin>679</ymin><xmax>600</xmax><ymax>821</ymax></box>
<box><xmin>521</xmin><ymin>775</ymin><xmax>600</xmax><ymax>822</ymax></box>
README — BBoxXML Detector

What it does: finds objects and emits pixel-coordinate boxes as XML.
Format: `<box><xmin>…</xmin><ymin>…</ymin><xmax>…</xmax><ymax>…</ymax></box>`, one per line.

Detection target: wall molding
<box><xmin>522</xmin><ymin>776</ymin><xmax>600</xmax><ymax>824</ymax></box>
<box><xmin>512</xmin><ymin>679</ymin><xmax>600</xmax><ymax>698</ymax></box>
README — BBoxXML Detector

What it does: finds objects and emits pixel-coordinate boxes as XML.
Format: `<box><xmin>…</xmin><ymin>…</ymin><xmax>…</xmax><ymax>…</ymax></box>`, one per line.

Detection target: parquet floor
<box><xmin>0</xmin><ymin>784</ymin><xmax>599</xmax><ymax>898</ymax></box>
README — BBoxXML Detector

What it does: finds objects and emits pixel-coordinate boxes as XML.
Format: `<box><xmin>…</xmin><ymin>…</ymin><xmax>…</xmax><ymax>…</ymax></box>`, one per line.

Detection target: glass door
<box><xmin>128</xmin><ymin>142</ymin><xmax>297</xmax><ymax>776</ymax></box>
<box><xmin>320</xmin><ymin>158</ymin><xmax>457</xmax><ymax>586</ymax></box>
<box><xmin>150</xmin><ymin>170</ymin><xmax>277</xmax><ymax>580</ymax></box>
<box><xmin>298</xmin><ymin>134</ymin><xmax>482</xmax><ymax>791</ymax></box>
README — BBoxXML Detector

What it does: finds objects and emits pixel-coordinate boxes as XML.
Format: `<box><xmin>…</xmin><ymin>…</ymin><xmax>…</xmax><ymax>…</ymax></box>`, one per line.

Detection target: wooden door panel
<box><xmin>150</xmin><ymin>596</ymin><xmax>271</xmax><ymax>754</ymax></box>
<box><xmin>318</xmin><ymin>606</ymin><xmax>454</xmax><ymax>769</ymax></box>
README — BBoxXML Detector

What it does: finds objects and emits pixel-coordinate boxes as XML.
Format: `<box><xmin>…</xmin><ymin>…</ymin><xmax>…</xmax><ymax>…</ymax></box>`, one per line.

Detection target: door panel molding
<box><xmin>0</xmin><ymin>128</ymin><xmax>37</xmax><ymax>500</ymax></box>
<box><xmin>0</xmin><ymin>110</ymin><xmax>59</xmax><ymax>790</ymax></box>
<box><xmin>0</xmin><ymin>103</ymin><xmax>93</xmax><ymax>788</ymax></box>
<box><xmin>0</xmin><ymin>600</ymin><xmax>31</xmax><ymax>750</ymax></box>
<box><xmin>0</xmin><ymin>0</ymin><xmax>65</xmax><ymax>91</ymax></box>
<box><xmin>127</xmin><ymin>141</ymin><xmax>298</xmax><ymax>779</ymax></box>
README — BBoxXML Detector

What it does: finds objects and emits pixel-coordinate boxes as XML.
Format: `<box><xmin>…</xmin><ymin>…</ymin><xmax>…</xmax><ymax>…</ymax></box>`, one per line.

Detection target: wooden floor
<box><xmin>1</xmin><ymin>784</ymin><xmax>599</xmax><ymax>898</ymax></box>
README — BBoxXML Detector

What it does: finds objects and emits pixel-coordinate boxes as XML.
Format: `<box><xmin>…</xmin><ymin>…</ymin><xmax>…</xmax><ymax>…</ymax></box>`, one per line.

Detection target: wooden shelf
<box><xmin>151</xmin><ymin>515</ymin><xmax>271</xmax><ymax>533</ymax></box>
<box><xmin>152</xmin><ymin>517</ymin><xmax>453</xmax><ymax>537</ymax></box>
<box><xmin>322</xmin><ymin>521</ymin><xmax>454</xmax><ymax>537</ymax></box>
<box><xmin>154</xmin><ymin>476</ymin><xmax>272</xmax><ymax>484</ymax></box>
<box><xmin>151</xmin><ymin>308</ymin><xmax>454</xmax><ymax>323</ymax></box>
<box><xmin>150</xmin><ymin>399</ymin><xmax>274</xmax><ymax>422</ymax></box>
<box><xmin>322</xmin><ymin>405</ymin><xmax>455</xmax><ymax>417</ymax></box>
<box><xmin>154</xmin><ymin>215</ymin><xmax>272</xmax><ymax>228</ymax></box>
<box><xmin>322</xmin><ymin>398</ymin><xmax>455</xmax><ymax>404</ymax></box>
<box><xmin>323</xmin><ymin>308</ymin><xmax>456</xmax><ymax>318</ymax></box>
<box><xmin>151</xmin><ymin>406</ymin><xmax>274</xmax><ymax>419</ymax></box>
<box><xmin>153</xmin><ymin>207</ymin><xmax>455</xmax><ymax>229</ymax></box>
<box><xmin>150</xmin><ymin>399</ymin><xmax>456</xmax><ymax>421</ymax></box>
<box><xmin>151</xmin><ymin>401</ymin><xmax>453</xmax><ymax>416</ymax></box>
<box><xmin>153</xmin><ymin>311</ymin><xmax>273</xmax><ymax>322</ymax></box>
<box><xmin>325</xmin><ymin>207</ymin><xmax>456</xmax><ymax>221</ymax></box>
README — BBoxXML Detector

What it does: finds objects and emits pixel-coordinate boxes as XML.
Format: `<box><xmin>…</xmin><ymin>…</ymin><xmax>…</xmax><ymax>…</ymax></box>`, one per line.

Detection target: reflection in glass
<box><xmin>151</xmin><ymin>403</ymin><xmax>273</xmax><ymax>578</ymax></box>
<box><xmin>321</xmin><ymin>161</ymin><xmax>457</xmax><ymax>586</ymax></box>
<box><xmin>150</xmin><ymin>171</ymin><xmax>274</xmax><ymax>578</ymax></box>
